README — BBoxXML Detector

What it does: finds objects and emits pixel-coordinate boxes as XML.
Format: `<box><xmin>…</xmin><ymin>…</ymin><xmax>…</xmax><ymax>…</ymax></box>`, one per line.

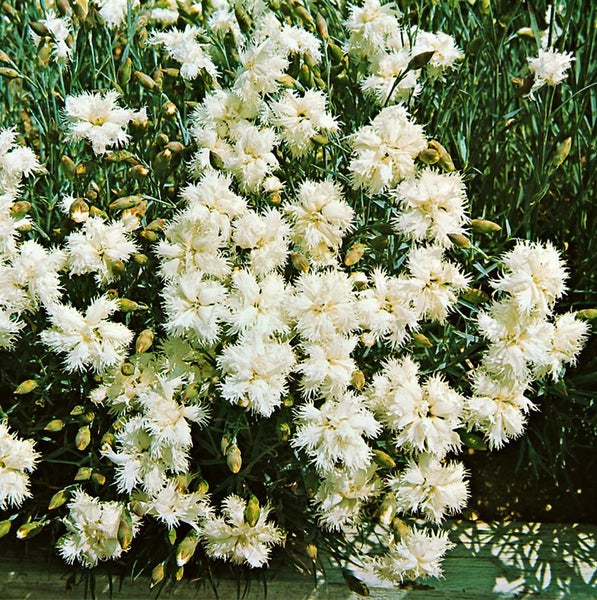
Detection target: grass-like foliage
<box><xmin>0</xmin><ymin>0</ymin><xmax>594</xmax><ymax>594</ymax></box>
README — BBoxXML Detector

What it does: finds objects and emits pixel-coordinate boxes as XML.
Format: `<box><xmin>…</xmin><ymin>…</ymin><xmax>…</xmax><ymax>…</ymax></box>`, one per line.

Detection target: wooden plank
<box><xmin>1</xmin><ymin>521</ymin><xmax>595</xmax><ymax>598</ymax></box>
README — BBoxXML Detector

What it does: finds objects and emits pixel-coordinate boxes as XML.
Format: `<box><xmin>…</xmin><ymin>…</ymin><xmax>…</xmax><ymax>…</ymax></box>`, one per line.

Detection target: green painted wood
<box><xmin>1</xmin><ymin>521</ymin><xmax>595</xmax><ymax>598</ymax></box>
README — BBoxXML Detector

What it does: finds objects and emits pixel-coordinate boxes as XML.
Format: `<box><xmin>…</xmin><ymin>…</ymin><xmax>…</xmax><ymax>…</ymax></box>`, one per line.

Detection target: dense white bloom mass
<box><xmin>64</xmin><ymin>91</ymin><xmax>147</xmax><ymax>155</ymax></box>
<box><xmin>40</xmin><ymin>296</ymin><xmax>133</xmax><ymax>373</ymax></box>
<box><xmin>0</xmin><ymin>422</ymin><xmax>40</xmax><ymax>510</ymax></box>
<box><xmin>344</xmin><ymin>0</ymin><xmax>401</xmax><ymax>58</ymax></box>
<box><xmin>57</xmin><ymin>489</ymin><xmax>139</xmax><ymax>568</ymax></box>
<box><xmin>202</xmin><ymin>494</ymin><xmax>284</xmax><ymax>568</ymax></box>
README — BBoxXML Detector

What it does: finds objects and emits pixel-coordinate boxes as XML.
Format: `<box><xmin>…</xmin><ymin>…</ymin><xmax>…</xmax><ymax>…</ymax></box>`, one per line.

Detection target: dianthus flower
<box><xmin>0</xmin><ymin>422</ymin><xmax>40</xmax><ymax>510</ymax></box>
<box><xmin>528</xmin><ymin>47</ymin><xmax>574</xmax><ymax>93</ymax></box>
<box><xmin>64</xmin><ymin>91</ymin><xmax>147</xmax><ymax>155</ymax></box>
<box><xmin>202</xmin><ymin>494</ymin><xmax>284</xmax><ymax>568</ymax></box>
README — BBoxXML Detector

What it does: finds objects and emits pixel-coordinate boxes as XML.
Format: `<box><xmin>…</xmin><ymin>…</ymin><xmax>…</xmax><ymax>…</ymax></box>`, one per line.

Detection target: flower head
<box><xmin>64</xmin><ymin>91</ymin><xmax>146</xmax><ymax>155</ymax></box>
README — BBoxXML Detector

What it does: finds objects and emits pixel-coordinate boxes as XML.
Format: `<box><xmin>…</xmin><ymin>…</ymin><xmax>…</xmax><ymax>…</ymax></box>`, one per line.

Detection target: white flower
<box><xmin>162</xmin><ymin>271</ymin><xmax>228</xmax><ymax>346</ymax></box>
<box><xmin>292</xmin><ymin>391</ymin><xmax>381</xmax><ymax>474</ymax></box>
<box><xmin>57</xmin><ymin>489</ymin><xmax>139</xmax><ymax>568</ymax></box>
<box><xmin>297</xmin><ymin>334</ymin><xmax>357</xmax><ymax>400</ymax></box>
<box><xmin>389</xmin><ymin>454</ymin><xmax>469</xmax><ymax>523</ymax></box>
<box><xmin>478</xmin><ymin>299</ymin><xmax>553</xmax><ymax>382</ymax></box>
<box><xmin>5</xmin><ymin>240</ymin><xmax>66</xmax><ymax>311</ymax></box>
<box><xmin>150</xmin><ymin>8</ymin><xmax>179</xmax><ymax>24</ymax></box>
<box><xmin>528</xmin><ymin>47</ymin><xmax>574</xmax><ymax>93</ymax></box>
<box><xmin>492</xmin><ymin>240</ymin><xmax>568</xmax><ymax>316</ymax></box>
<box><xmin>0</xmin><ymin>422</ymin><xmax>40</xmax><ymax>510</ymax></box>
<box><xmin>361</xmin><ymin>49</ymin><xmax>420</xmax><ymax>105</ymax></box>
<box><xmin>357</xmin><ymin>268</ymin><xmax>420</xmax><ymax>347</ymax></box>
<box><xmin>277</xmin><ymin>24</ymin><xmax>322</xmax><ymax>62</ymax></box>
<box><xmin>0</xmin><ymin>308</ymin><xmax>24</xmax><ymax>349</ymax></box>
<box><xmin>64</xmin><ymin>91</ymin><xmax>146</xmax><ymax>155</ymax></box>
<box><xmin>0</xmin><ymin>128</ymin><xmax>42</xmax><ymax>194</ymax></box>
<box><xmin>0</xmin><ymin>192</ymin><xmax>30</xmax><ymax>257</ymax></box>
<box><xmin>33</xmin><ymin>10</ymin><xmax>72</xmax><ymax>61</ymax></box>
<box><xmin>150</xmin><ymin>26</ymin><xmax>218</xmax><ymax>81</ymax></box>
<box><xmin>208</xmin><ymin>7</ymin><xmax>243</xmax><ymax>45</ymax></box>
<box><xmin>181</xmin><ymin>172</ymin><xmax>247</xmax><ymax>220</ymax></box>
<box><xmin>102</xmin><ymin>416</ymin><xmax>175</xmax><ymax>494</ymax></box>
<box><xmin>401</xmin><ymin>245</ymin><xmax>470</xmax><ymax>322</ymax></box>
<box><xmin>225</xmin><ymin>123</ymin><xmax>279</xmax><ymax>192</ymax></box>
<box><xmin>65</xmin><ymin>216</ymin><xmax>138</xmax><ymax>284</ymax></box>
<box><xmin>234</xmin><ymin>40</ymin><xmax>288</xmax><ymax>101</ymax></box>
<box><xmin>392</xmin><ymin>168</ymin><xmax>468</xmax><ymax>247</ymax></box>
<box><xmin>138</xmin><ymin>375</ymin><xmax>210</xmax><ymax>454</ymax></box>
<box><xmin>157</xmin><ymin>203</ymin><xmax>231</xmax><ymax>280</ymax></box>
<box><xmin>218</xmin><ymin>336</ymin><xmax>296</xmax><ymax>417</ymax></box>
<box><xmin>269</xmin><ymin>90</ymin><xmax>338</xmax><ymax>157</ymax></box>
<box><xmin>232</xmin><ymin>208</ymin><xmax>290</xmax><ymax>275</ymax></box>
<box><xmin>285</xmin><ymin>179</ymin><xmax>353</xmax><ymax>266</ymax></box>
<box><xmin>224</xmin><ymin>269</ymin><xmax>290</xmax><ymax>337</ymax></box>
<box><xmin>344</xmin><ymin>0</ymin><xmax>401</xmax><ymax>58</ymax></box>
<box><xmin>465</xmin><ymin>369</ymin><xmax>535</xmax><ymax>449</ymax></box>
<box><xmin>287</xmin><ymin>270</ymin><xmax>359</xmax><ymax>342</ymax></box>
<box><xmin>349</xmin><ymin>104</ymin><xmax>427</xmax><ymax>193</ymax></box>
<box><xmin>367</xmin><ymin>355</ymin><xmax>463</xmax><ymax>457</ymax></box>
<box><xmin>40</xmin><ymin>296</ymin><xmax>133</xmax><ymax>373</ymax></box>
<box><xmin>93</xmin><ymin>0</ymin><xmax>137</xmax><ymax>28</ymax></box>
<box><xmin>202</xmin><ymin>494</ymin><xmax>284</xmax><ymax>568</ymax></box>
<box><xmin>533</xmin><ymin>312</ymin><xmax>589</xmax><ymax>380</ymax></box>
<box><xmin>141</xmin><ymin>479</ymin><xmax>212</xmax><ymax>530</ymax></box>
<box><xmin>365</xmin><ymin>526</ymin><xmax>454</xmax><ymax>583</ymax></box>
<box><xmin>314</xmin><ymin>465</ymin><xmax>382</xmax><ymax>531</ymax></box>
<box><xmin>412</xmin><ymin>31</ymin><xmax>464</xmax><ymax>79</ymax></box>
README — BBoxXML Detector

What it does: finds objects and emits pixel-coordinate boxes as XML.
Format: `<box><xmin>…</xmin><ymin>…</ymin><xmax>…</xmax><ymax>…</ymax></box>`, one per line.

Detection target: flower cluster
<box><xmin>0</xmin><ymin>0</ymin><xmax>590</xmax><ymax>593</ymax></box>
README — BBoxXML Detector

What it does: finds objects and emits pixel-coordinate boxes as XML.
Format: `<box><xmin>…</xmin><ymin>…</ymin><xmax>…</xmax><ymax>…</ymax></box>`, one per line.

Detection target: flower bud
<box><xmin>305</xmin><ymin>543</ymin><xmax>318</xmax><ymax>562</ymax></box>
<box><xmin>412</xmin><ymin>333</ymin><xmax>433</xmax><ymax>347</ymax></box>
<box><xmin>373</xmin><ymin>449</ymin><xmax>396</xmax><ymax>469</ymax></box>
<box><xmin>418</xmin><ymin>148</ymin><xmax>440</xmax><ymax>165</ymax></box>
<box><xmin>89</xmin><ymin>205</ymin><xmax>108</xmax><ymax>220</ymax></box>
<box><xmin>176</xmin><ymin>532</ymin><xmax>199</xmax><ymax>566</ymax></box>
<box><xmin>134</xmin><ymin>70</ymin><xmax>159</xmax><ymax>90</ymax></box>
<box><xmin>153</xmin><ymin>148</ymin><xmax>172</xmax><ymax>177</ymax></box>
<box><xmin>121</xmin><ymin>361</ymin><xmax>135</xmax><ymax>376</ymax></box>
<box><xmin>470</xmin><ymin>218</ymin><xmax>502</xmax><ymax>233</ymax></box>
<box><xmin>135</xmin><ymin>329</ymin><xmax>154</xmax><ymax>354</ymax></box>
<box><xmin>291</xmin><ymin>252</ymin><xmax>310</xmax><ymax>272</ymax></box>
<box><xmin>175</xmin><ymin>566</ymin><xmax>184</xmax><ymax>581</ymax></box>
<box><xmin>550</xmin><ymin>137</ymin><xmax>572</xmax><ymax>170</ymax></box>
<box><xmin>276</xmin><ymin>421</ymin><xmax>291</xmax><ymax>441</ymax></box>
<box><xmin>91</xmin><ymin>472</ymin><xmax>106</xmax><ymax>485</ymax></box>
<box><xmin>16</xmin><ymin>522</ymin><xmax>44</xmax><ymax>540</ymax></box>
<box><xmin>226</xmin><ymin>445</ymin><xmax>242</xmax><ymax>474</ymax></box>
<box><xmin>129</xmin><ymin>164</ymin><xmax>149</xmax><ymax>179</ymax></box>
<box><xmin>48</xmin><ymin>489</ymin><xmax>70</xmax><ymax>510</ymax></box>
<box><xmin>14</xmin><ymin>379</ymin><xmax>37</xmax><ymax>395</ymax></box>
<box><xmin>44</xmin><ymin>419</ymin><xmax>65</xmax><ymax>432</ymax></box>
<box><xmin>407</xmin><ymin>50</ymin><xmax>435</xmax><ymax>71</ymax></box>
<box><xmin>342</xmin><ymin>571</ymin><xmax>369</xmax><ymax>596</ymax></box>
<box><xmin>447</xmin><ymin>233</ymin><xmax>471</xmax><ymax>248</ymax></box>
<box><xmin>74</xmin><ymin>467</ymin><xmax>92</xmax><ymax>481</ymax></box>
<box><xmin>461</xmin><ymin>288</ymin><xmax>490</xmax><ymax>304</ymax></box>
<box><xmin>117</xmin><ymin>57</ymin><xmax>132</xmax><ymax>87</ymax></box>
<box><xmin>73</xmin><ymin>0</ymin><xmax>88</xmax><ymax>20</ymax></box>
<box><xmin>351</xmin><ymin>369</ymin><xmax>365</xmax><ymax>390</ymax></box>
<box><xmin>151</xmin><ymin>563</ymin><xmax>165</xmax><ymax>588</ymax></box>
<box><xmin>195</xmin><ymin>478</ymin><xmax>209</xmax><ymax>495</ymax></box>
<box><xmin>56</xmin><ymin>0</ymin><xmax>70</xmax><ymax>16</ymax></box>
<box><xmin>133</xmin><ymin>253</ymin><xmax>148</xmax><ymax>265</ymax></box>
<box><xmin>163</xmin><ymin>101</ymin><xmax>177</xmax><ymax>116</ymax></box>
<box><xmin>378</xmin><ymin>493</ymin><xmax>396</xmax><ymax>525</ymax></box>
<box><xmin>577</xmin><ymin>308</ymin><xmax>597</xmax><ymax>321</ymax></box>
<box><xmin>70</xmin><ymin>197</ymin><xmax>89</xmax><ymax>223</ymax></box>
<box><xmin>315</xmin><ymin>13</ymin><xmax>328</xmax><ymax>39</ymax></box>
<box><xmin>244</xmin><ymin>495</ymin><xmax>260</xmax><ymax>527</ymax></box>
<box><xmin>10</xmin><ymin>201</ymin><xmax>32</xmax><ymax>218</ymax></box>
<box><xmin>344</xmin><ymin>243</ymin><xmax>366</xmax><ymax>266</ymax></box>
<box><xmin>0</xmin><ymin>520</ymin><xmax>11</xmax><ymax>539</ymax></box>
<box><xmin>109</xmin><ymin>194</ymin><xmax>142</xmax><ymax>211</ymax></box>
<box><xmin>427</xmin><ymin>139</ymin><xmax>455</xmax><ymax>172</ymax></box>
<box><xmin>118</xmin><ymin>298</ymin><xmax>148</xmax><ymax>312</ymax></box>
<box><xmin>75</xmin><ymin>426</ymin><xmax>91</xmax><ymax>451</ymax></box>
<box><xmin>391</xmin><ymin>517</ymin><xmax>410</xmax><ymax>539</ymax></box>
<box><xmin>168</xmin><ymin>528</ymin><xmax>176</xmax><ymax>545</ymax></box>
<box><xmin>118</xmin><ymin>508</ymin><xmax>134</xmax><ymax>550</ymax></box>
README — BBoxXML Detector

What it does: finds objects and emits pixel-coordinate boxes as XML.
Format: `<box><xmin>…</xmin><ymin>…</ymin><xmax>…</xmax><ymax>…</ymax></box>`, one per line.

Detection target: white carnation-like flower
<box><xmin>528</xmin><ymin>47</ymin><xmax>574</xmax><ymax>93</ymax></box>
<box><xmin>57</xmin><ymin>489</ymin><xmax>139</xmax><ymax>568</ymax></box>
<box><xmin>40</xmin><ymin>296</ymin><xmax>133</xmax><ymax>373</ymax></box>
<box><xmin>64</xmin><ymin>91</ymin><xmax>147</xmax><ymax>155</ymax></box>
<box><xmin>292</xmin><ymin>391</ymin><xmax>381</xmax><ymax>474</ymax></box>
<box><xmin>0</xmin><ymin>128</ymin><xmax>42</xmax><ymax>194</ymax></box>
<box><xmin>0</xmin><ymin>422</ymin><xmax>40</xmax><ymax>510</ymax></box>
<box><xmin>202</xmin><ymin>494</ymin><xmax>284</xmax><ymax>568</ymax></box>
